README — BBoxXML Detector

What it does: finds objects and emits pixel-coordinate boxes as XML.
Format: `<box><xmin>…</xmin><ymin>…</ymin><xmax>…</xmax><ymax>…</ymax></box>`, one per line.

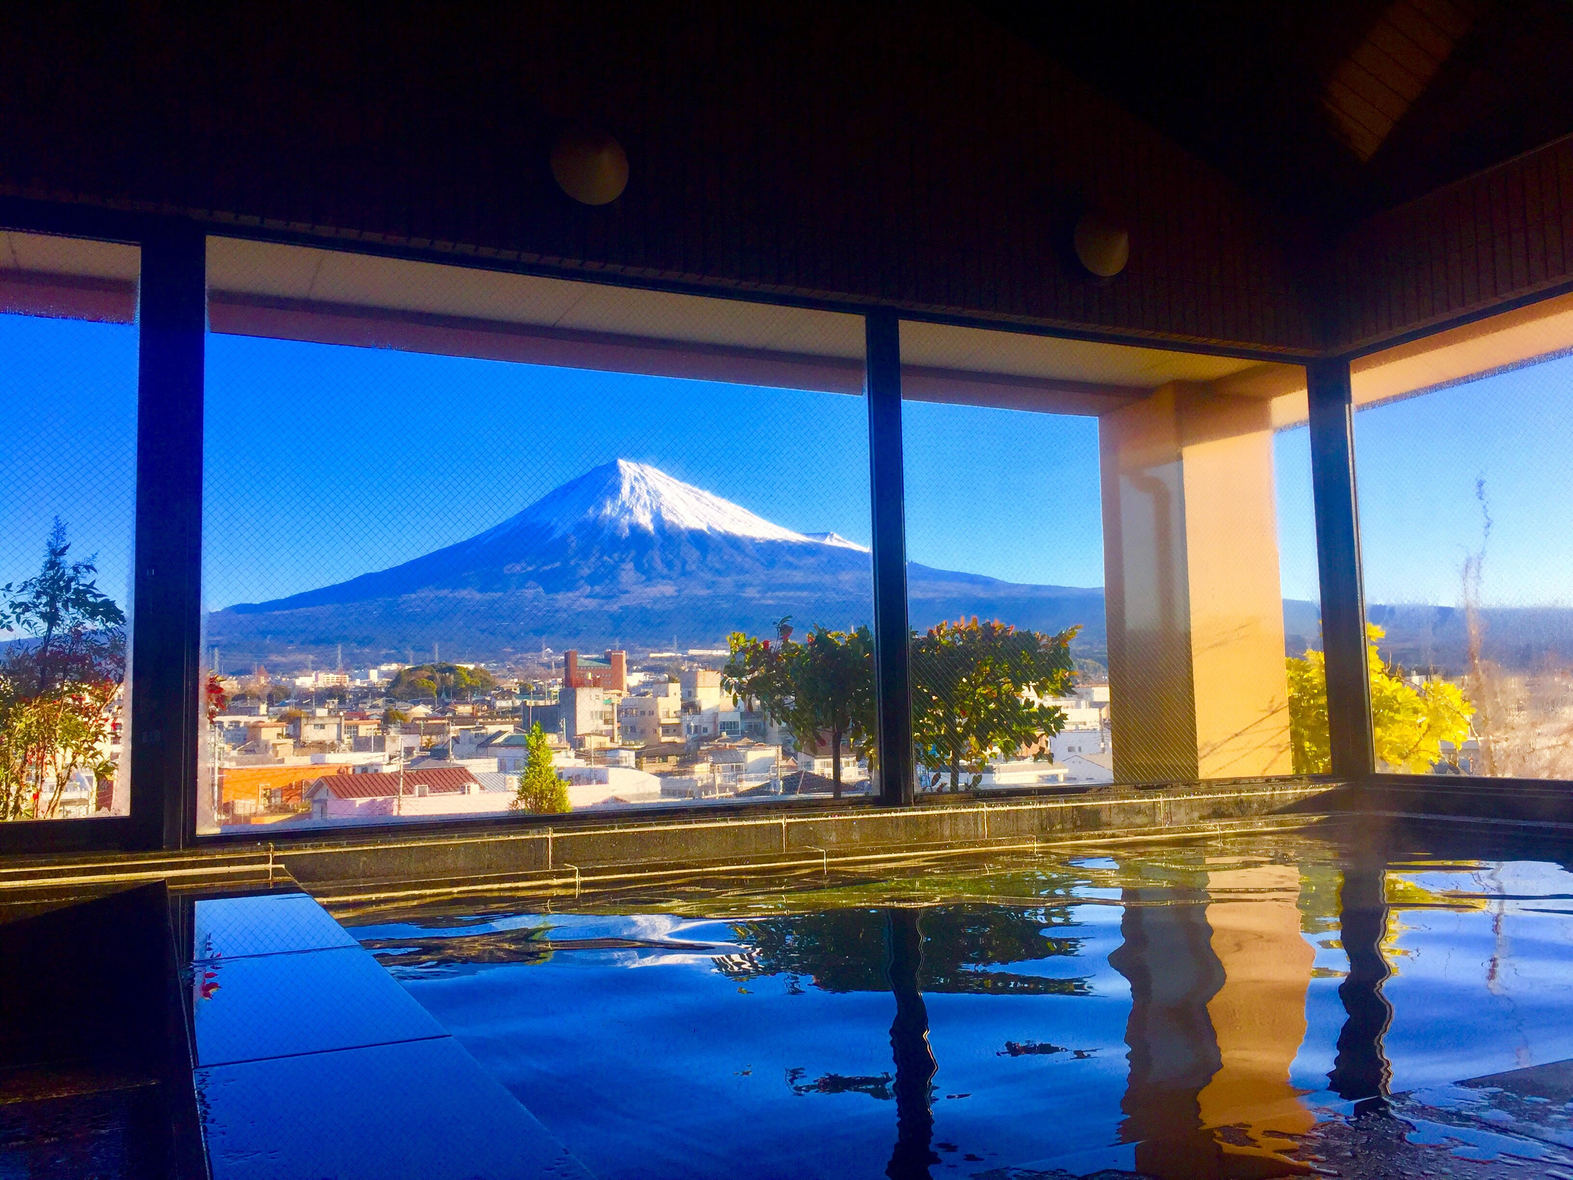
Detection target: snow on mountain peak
<box><xmin>502</xmin><ymin>459</ymin><xmax>868</xmax><ymax>549</ymax></box>
<box><xmin>802</xmin><ymin>531</ymin><xmax>870</xmax><ymax>552</ymax></box>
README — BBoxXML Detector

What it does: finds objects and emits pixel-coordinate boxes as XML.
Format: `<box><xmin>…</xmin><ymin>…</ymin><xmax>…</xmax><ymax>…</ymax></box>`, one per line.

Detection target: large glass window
<box><xmin>199</xmin><ymin>238</ymin><xmax>871</xmax><ymax>832</ymax></box>
<box><xmin>0</xmin><ymin>230</ymin><xmax>139</xmax><ymax>821</ymax></box>
<box><xmin>900</xmin><ymin>321</ymin><xmax>1319</xmax><ymax>791</ymax></box>
<box><xmin>1272</xmin><ymin>389</ymin><xmax>1333</xmax><ymax>774</ymax></box>
<box><xmin>1354</xmin><ymin>295</ymin><xmax>1573</xmax><ymax>778</ymax></box>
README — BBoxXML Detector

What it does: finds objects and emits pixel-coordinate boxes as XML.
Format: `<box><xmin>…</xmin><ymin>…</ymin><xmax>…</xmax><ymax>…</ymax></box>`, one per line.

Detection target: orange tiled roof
<box><xmin>219</xmin><ymin>764</ymin><xmax>342</xmax><ymax>806</ymax></box>
<box><xmin>311</xmin><ymin>766</ymin><xmax>478</xmax><ymax>799</ymax></box>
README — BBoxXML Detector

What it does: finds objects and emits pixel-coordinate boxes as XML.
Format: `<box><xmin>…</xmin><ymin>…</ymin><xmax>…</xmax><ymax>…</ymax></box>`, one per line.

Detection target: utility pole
<box><xmin>211</xmin><ymin>719</ymin><xmax>222</xmax><ymax>821</ymax></box>
<box><xmin>396</xmin><ymin>743</ymin><xmax>405</xmax><ymax>816</ymax></box>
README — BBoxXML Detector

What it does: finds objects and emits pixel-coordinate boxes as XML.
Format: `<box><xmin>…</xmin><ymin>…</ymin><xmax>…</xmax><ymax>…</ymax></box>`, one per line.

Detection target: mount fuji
<box><xmin>207</xmin><ymin>459</ymin><xmax>1109</xmax><ymax>664</ymax></box>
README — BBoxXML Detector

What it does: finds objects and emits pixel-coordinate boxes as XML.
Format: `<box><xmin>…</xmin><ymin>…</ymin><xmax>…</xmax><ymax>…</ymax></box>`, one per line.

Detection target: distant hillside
<box><xmin>207</xmin><ymin>460</ymin><xmax>1106</xmax><ymax>666</ymax></box>
<box><xmin>205</xmin><ymin>460</ymin><xmax>1573</xmax><ymax>673</ymax></box>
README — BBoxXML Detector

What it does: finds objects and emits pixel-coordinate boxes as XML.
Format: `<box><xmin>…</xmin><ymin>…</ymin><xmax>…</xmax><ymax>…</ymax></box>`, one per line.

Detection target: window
<box><xmin>899</xmin><ymin>320</ymin><xmax>1318</xmax><ymax>790</ymax></box>
<box><xmin>1353</xmin><ymin>293</ymin><xmax>1573</xmax><ymax>778</ymax></box>
<box><xmin>199</xmin><ymin>238</ymin><xmax>871</xmax><ymax>832</ymax></box>
<box><xmin>0</xmin><ymin>230</ymin><xmax>139</xmax><ymax>822</ymax></box>
<box><xmin>1273</xmin><ymin>389</ymin><xmax>1332</xmax><ymax>775</ymax></box>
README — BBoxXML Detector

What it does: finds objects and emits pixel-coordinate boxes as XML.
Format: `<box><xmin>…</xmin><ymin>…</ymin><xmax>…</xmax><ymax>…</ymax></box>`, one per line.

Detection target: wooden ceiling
<box><xmin>9</xmin><ymin>0</ymin><xmax>1567</xmax><ymax>233</ymax></box>
<box><xmin>981</xmin><ymin>0</ymin><xmax>1573</xmax><ymax>226</ymax></box>
<box><xmin>2</xmin><ymin>3</ymin><xmax>1569</xmax><ymax>354</ymax></box>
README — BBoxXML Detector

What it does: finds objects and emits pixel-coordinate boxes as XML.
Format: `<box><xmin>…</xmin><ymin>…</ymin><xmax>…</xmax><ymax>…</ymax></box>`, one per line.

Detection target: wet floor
<box><xmin>335</xmin><ymin>820</ymin><xmax>1573</xmax><ymax>1179</ymax></box>
<box><xmin>0</xmin><ymin>883</ymin><xmax>204</xmax><ymax>1180</ymax></box>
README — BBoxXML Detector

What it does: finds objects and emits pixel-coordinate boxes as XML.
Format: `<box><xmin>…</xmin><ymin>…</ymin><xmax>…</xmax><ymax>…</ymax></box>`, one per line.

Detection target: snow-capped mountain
<box><xmin>208</xmin><ymin>459</ymin><xmax>1103</xmax><ymax>662</ymax></box>
<box><xmin>490</xmin><ymin>460</ymin><xmax>852</xmax><ymax>547</ymax></box>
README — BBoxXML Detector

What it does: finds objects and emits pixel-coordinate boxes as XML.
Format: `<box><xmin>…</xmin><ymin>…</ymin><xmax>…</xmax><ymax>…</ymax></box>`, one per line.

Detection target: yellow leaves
<box><xmin>1286</xmin><ymin>623</ymin><xmax>1475</xmax><ymax>774</ymax></box>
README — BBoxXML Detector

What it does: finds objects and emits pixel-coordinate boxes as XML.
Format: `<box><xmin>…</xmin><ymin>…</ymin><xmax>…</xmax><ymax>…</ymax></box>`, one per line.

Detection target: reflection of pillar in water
<box><xmin>1328</xmin><ymin>865</ymin><xmax>1393</xmax><ymax>1115</ymax></box>
<box><xmin>1113</xmin><ymin>868</ymin><xmax>1316</xmax><ymax>1179</ymax></box>
<box><xmin>1197</xmin><ymin>865</ymin><xmax>1316</xmax><ymax>1173</ymax></box>
<box><xmin>1110</xmin><ymin>883</ymin><xmax>1225</xmax><ymax>1177</ymax></box>
<box><xmin>884</xmin><ymin>907</ymin><xmax>939</xmax><ymax>1180</ymax></box>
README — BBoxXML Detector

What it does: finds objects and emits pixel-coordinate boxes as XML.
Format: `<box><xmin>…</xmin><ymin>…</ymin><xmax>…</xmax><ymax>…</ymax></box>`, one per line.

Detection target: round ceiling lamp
<box><xmin>1073</xmin><ymin>211</ymin><xmax>1130</xmax><ymax>278</ymax></box>
<box><xmin>550</xmin><ymin>128</ymin><xmax>629</xmax><ymax>206</ymax></box>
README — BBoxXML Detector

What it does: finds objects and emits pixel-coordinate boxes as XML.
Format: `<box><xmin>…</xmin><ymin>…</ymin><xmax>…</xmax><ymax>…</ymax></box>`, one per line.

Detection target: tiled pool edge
<box><xmin>188</xmin><ymin>891</ymin><xmax>594</xmax><ymax>1180</ymax></box>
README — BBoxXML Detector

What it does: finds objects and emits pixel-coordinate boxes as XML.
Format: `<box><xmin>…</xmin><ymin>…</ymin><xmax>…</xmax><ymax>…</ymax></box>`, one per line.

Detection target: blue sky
<box><xmin>2</xmin><ymin>311</ymin><xmax>1568</xmax><ymax>621</ymax></box>
<box><xmin>0</xmin><ymin>316</ymin><xmax>139</xmax><ymax>612</ymax></box>
<box><xmin>1352</xmin><ymin>351</ymin><xmax>1573</xmax><ymax>609</ymax></box>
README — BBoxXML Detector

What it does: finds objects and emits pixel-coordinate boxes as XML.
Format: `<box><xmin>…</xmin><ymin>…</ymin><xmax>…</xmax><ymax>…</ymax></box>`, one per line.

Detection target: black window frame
<box><xmin>13</xmin><ymin>196</ymin><xmax>1550</xmax><ymax>856</ymax></box>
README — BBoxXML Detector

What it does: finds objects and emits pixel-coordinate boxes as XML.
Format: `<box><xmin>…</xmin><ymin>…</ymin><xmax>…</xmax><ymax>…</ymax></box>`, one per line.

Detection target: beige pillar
<box><xmin>1100</xmin><ymin>383</ymin><xmax>1292</xmax><ymax>781</ymax></box>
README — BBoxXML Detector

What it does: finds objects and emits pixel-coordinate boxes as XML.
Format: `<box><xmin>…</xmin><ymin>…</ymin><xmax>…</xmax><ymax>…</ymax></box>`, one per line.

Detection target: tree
<box><xmin>723</xmin><ymin>620</ymin><xmax>875</xmax><ymax>797</ymax></box>
<box><xmin>910</xmin><ymin>617</ymin><xmax>1079</xmax><ymax>792</ymax></box>
<box><xmin>714</xmin><ymin>902</ymin><xmax>1089</xmax><ymax>996</ymax></box>
<box><xmin>0</xmin><ymin>520</ymin><xmax>126</xmax><ymax>820</ymax></box>
<box><xmin>1286</xmin><ymin>623</ymin><xmax>1474</xmax><ymax>774</ymax></box>
<box><xmin>511</xmin><ymin>722</ymin><xmax>570</xmax><ymax>813</ymax></box>
<box><xmin>388</xmin><ymin>662</ymin><xmax>497</xmax><ymax>702</ymax></box>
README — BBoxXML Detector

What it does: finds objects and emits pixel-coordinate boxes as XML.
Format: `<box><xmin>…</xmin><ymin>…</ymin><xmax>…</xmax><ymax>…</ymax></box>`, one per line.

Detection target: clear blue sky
<box><xmin>0</xmin><ymin>315</ymin><xmax>139</xmax><ymax>613</ymax></box>
<box><xmin>203</xmin><ymin>334</ymin><xmax>1119</xmax><ymax>609</ymax></box>
<box><xmin>1352</xmin><ymin>351</ymin><xmax>1573</xmax><ymax>609</ymax></box>
<box><xmin>3</xmin><ymin>311</ymin><xmax>1569</xmax><ymax>621</ymax></box>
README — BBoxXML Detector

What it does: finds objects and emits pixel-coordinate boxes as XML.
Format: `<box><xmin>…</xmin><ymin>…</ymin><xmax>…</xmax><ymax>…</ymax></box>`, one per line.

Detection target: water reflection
<box><xmin>1101</xmin><ymin>865</ymin><xmax>1315</xmax><ymax>1177</ymax></box>
<box><xmin>1109</xmin><ymin>875</ymin><xmax>1228</xmax><ymax>1175</ymax></box>
<box><xmin>883</xmin><ymin>908</ymin><xmax>938</xmax><ymax>1180</ymax></box>
<box><xmin>1196</xmin><ymin>866</ymin><xmax>1316</xmax><ymax>1174</ymax></box>
<box><xmin>714</xmin><ymin>901</ymin><xmax>1089</xmax><ymax>995</ymax></box>
<box><xmin>713</xmin><ymin>899</ymin><xmax>1091</xmax><ymax>1176</ymax></box>
<box><xmin>340</xmin><ymin>829</ymin><xmax>1573</xmax><ymax>1179</ymax></box>
<box><xmin>1328</xmin><ymin>864</ymin><xmax>1394</xmax><ymax>1116</ymax></box>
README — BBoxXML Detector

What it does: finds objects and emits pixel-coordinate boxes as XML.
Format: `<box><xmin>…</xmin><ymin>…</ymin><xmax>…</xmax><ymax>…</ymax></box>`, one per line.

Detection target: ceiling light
<box><xmin>1073</xmin><ymin>212</ymin><xmax>1130</xmax><ymax>278</ymax></box>
<box><xmin>551</xmin><ymin>128</ymin><xmax>629</xmax><ymax>207</ymax></box>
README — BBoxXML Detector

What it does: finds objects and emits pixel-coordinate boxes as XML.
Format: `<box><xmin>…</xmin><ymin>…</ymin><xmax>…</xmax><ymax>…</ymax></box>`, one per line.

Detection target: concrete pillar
<box><xmin>1100</xmin><ymin>383</ymin><xmax>1292</xmax><ymax>781</ymax></box>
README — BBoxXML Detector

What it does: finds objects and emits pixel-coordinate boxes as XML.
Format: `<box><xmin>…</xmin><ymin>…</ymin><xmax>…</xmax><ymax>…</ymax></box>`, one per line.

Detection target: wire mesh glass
<box><xmin>199</xmin><ymin>238</ymin><xmax>872</xmax><ymax>832</ymax></box>
<box><xmin>901</xmin><ymin>320</ymin><xmax>1319</xmax><ymax>791</ymax></box>
<box><xmin>0</xmin><ymin>230</ymin><xmax>138</xmax><ymax>821</ymax></box>
<box><xmin>1354</xmin><ymin>333</ymin><xmax>1573</xmax><ymax>779</ymax></box>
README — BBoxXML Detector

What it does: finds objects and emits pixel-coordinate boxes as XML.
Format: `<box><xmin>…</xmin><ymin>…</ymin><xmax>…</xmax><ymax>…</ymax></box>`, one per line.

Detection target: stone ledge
<box><xmin>1</xmin><ymin>778</ymin><xmax>1342</xmax><ymax>913</ymax></box>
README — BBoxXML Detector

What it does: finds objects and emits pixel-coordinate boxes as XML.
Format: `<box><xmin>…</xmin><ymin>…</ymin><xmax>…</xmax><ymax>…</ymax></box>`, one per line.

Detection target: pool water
<box><xmin>336</xmin><ymin>824</ymin><xmax>1573</xmax><ymax>1179</ymax></box>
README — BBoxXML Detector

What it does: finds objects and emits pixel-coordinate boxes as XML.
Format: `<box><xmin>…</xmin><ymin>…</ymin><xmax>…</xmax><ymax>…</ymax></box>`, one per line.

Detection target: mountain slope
<box><xmin>211</xmin><ymin>460</ymin><xmax>1104</xmax><ymax>663</ymax></box>
<box><xmin>209</xmin><ymin>459</ymin><xmax>1573</xmax><ymax>671</ymax></box>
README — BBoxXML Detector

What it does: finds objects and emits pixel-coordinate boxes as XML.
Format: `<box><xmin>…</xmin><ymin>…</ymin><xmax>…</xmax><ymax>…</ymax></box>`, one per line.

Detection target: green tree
<box><xmin>910</xmin><ymin>617</ymin><xmax>1079</xmax><ymax>792</ymax></box>
<box><xmin>723</xmin><ymin>621</ymin><xmax>875</xmax><ymax>797</ymax></box>
<box><xmin>1286</xmin><ymin>623</ymin><xmax>1474</xmax><ymax>774</ymax></box>
<box><xmin>388</xmin><ymin>662</ymin><xmax>498</xmax><ymax>701</ymax></box>
<box><xmin>0</xmin><ymin>520</ymin><xmax>127</xmax><ymax>820</ymax></box>
<box><xmin>511</xmin><ymin>722</ymin><xmax>570</xmax><ymax>813</ymax></box>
